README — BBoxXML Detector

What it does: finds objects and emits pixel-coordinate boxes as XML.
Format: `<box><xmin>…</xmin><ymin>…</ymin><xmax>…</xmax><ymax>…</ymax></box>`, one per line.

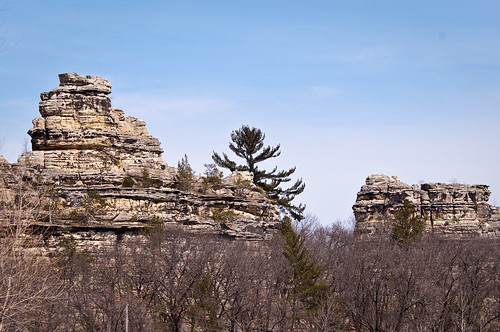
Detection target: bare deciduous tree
<box><xmin>0</xmin><ymin>163</ymin><xmax>64</xmax><ymax>331</ymax></box>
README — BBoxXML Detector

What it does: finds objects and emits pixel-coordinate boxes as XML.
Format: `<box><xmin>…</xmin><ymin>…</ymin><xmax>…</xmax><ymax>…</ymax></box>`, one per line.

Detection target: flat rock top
<box><xmin>59</xmin><ymin>72</ymin><xmax>110</xmax><ymax>87</ymax></box>
<box><xmin>41</xmin><ymin>73</ymin><xmax>112</xmax><ymax>97</ymax></box>
<box><xmin>362</xmin><ymin>174</ymin><xmax>489</xmax><ymax>192</ymax></box>
<box><xmin>365</xmin><ymin>174</ymin><xmax>402</xmax><ymax>186</ymax></box>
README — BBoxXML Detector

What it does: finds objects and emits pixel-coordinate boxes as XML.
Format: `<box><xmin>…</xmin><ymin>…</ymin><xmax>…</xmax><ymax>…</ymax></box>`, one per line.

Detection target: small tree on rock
<box><xmin>176</xmin><ymin>154</ymin><xmax>195</xmax><ymax>192</ymax></box>
<box><xmin>391</xmin><ymin>203</ymin><xmax>426</xmax><ymax>244</ymax></box>
<box><xmin>202</xmin><ymin>163</ymin><xmax>223</xmax><ymax>191</ymax></box>
<box><xmin>212</xmin><ymin>125</ymin><xmax>305</xmax><ymax>220</ymax></box>
<box><xmin>80</xmin><ymin>189</ymin><xmax>108</xmax><ymax>223</ymax></box>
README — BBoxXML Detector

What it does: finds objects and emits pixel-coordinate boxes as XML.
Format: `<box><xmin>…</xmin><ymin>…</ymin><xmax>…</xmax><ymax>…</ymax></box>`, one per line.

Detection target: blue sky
<box><xmin>1</xmin><ymin>1</ymin><xmax>499</xmax><ymax>225</ymax></box>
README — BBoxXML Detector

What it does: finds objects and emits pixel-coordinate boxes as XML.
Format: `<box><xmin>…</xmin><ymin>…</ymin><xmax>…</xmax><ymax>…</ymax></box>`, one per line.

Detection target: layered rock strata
<box><xmin>19</xmin><ymin>72</ymin><xmax>172</xmax><ymax>185</ymax></box>
<box><xmin>7</xmin><ymin>73</ymin><xmax>281</xmax><ymax>242</ymax></box>
<box><xmin>353</xmin><ymin>174</ymin><xmax>500</xmax><ymax>238</ymax></box>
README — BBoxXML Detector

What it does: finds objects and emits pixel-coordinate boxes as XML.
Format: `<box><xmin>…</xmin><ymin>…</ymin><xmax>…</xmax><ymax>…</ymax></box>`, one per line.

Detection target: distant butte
<box><xmin>353</xmin><ymin>174</ymin><xmax>500</xmax><ymax>238</ymax></box>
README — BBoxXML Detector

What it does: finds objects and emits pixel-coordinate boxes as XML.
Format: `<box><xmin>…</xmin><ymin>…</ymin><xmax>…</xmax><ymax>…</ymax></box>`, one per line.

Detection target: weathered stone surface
<box><xmin>353</xmin><ymin>174</ymin><xmax>500</xmax><ymax>238</ymax></box>
<box><xmin>20</xmin><ymin>73</ymin><xmax>170</xmax><ymax>186</ymax></box>
<box><xmin>7</xmin><ymin>73</ymin><xmax>281</xmax><ymax>241</ymax></box>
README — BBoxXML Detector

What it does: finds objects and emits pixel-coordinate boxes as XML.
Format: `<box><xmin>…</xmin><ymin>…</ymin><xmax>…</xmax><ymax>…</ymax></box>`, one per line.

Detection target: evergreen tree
<box><xmin>176</xmin><ymin>154</ymin><xmax>195</xmax><ymax>191</ymax></box>
<box><xmin>391</xmin><ymin>203</ymin><xmax>426</xmax><ymax>244</ymax></box>
<box><xmin>212</xmin><ymin>125</ymin><xmax>305</xmax><ymax>220</ymax></box>
<box><xmin>202</xmin><ymin>163</ymin><xmax>223</xmax><ymax>190</ymax></box>
<box><xmin>279</xmin><ymin>217</ymin><xmax>327</xmax><ymax>314</ymax></box>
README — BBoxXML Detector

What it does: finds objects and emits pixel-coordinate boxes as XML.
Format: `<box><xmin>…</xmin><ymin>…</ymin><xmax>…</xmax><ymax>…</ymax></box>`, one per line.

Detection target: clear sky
<box><xmin>1</xmin><ymin>1</ymin><xmax>499</xmax><ymax>225</ymax></box>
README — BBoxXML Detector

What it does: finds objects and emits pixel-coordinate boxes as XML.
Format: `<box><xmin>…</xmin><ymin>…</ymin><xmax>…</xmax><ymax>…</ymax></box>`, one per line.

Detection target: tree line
<box><xmin>1</xmin><ymin>127</ymin><xmax>500</xmax><ymax>331</ymax></box>
<box><xmin>2</xmin><ymin>213</ymin><xmax>500</xmax><ymax>331</ymax></box>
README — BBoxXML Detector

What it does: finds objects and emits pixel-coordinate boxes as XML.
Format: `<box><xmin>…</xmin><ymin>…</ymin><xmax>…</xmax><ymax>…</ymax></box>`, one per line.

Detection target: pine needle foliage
<box><xmin>279</xmin><ymin>217</ymin><xmax>327</xmax><ymax>313</ymax></box>
<box><xmin>143</xmin><ymin>215</ymin><xmax>165</xmax><ymax>248</ymax></box>
<box><xmin>122</xmin><ymin>174</ymin><xmax>135</xmax><ymax>187</ymax></box>
<box><xmin>176</xmin><ymin>154</ymin><xmax>195</xmax><ymax>191</ymax></box>
<box><xmin>212</xmin><ymin>125</ymin><xmax>305</xmax><ymax>220</ymax></box>
<box><xmin>392</xmin><ymin>203</ymin><xmax>426</xmax><ymax>244</ymax></box>
<box><xmin>202</xmin><ymin>163</ymin><xmax>223</xmax><ymax>190</ymax></box>
<box><xmin>140</xmin><ymin>168</ymin><xmax>153</xmax><ymax>188</ymax></box>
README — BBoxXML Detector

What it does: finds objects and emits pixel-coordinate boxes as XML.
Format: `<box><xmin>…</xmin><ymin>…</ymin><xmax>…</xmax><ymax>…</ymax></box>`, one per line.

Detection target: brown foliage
<box><xmin>1</xmin><ymin>164</ymin><xmax>500</xmax><ymax>331</ymax></box>
<box><xmin>0</xmin><ymin>164</ymin><xmax>65</xmax><ymax>331</ymax></box>
<box><xmin>304</xmin><ymin>221</ymin><xmax>500</xmax><ymax>332</ymax></box>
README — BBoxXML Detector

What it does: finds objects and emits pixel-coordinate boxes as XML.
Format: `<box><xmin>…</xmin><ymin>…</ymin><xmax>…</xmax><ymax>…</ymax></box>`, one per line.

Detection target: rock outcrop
<box><xmin>353</xmin><ymin>174</ymin><xmax>500</xmax><ymax>238</ymax></box>
<box><xmin>6</xmin><ymin>73</ymin><xmax>281</xmax><ymax>243</ymax></box>
<box><xmin>19</xmin><ymin>72</ymin><xmax>171</xmax><ymax>185</ymax></box>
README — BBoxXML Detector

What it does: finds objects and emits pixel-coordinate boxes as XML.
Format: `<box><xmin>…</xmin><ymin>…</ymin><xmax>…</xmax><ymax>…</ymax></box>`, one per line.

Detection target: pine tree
<box><xmin>279</xmin><ymin>217</ymin><xmax>327</xmax><ymax>313</ymax></box>
<box><xmin>212</xmin><ymin>125</ymin><xmax>305</xmax><ymax>220</ymax></box>
<box><xmin>176</xmin><ymin>154</ymin><xmax>195</xmax><ymax>191</ymax></box>
<box><xmin>391</xmin><ymin>203</ymin><xmax>426</xmax><ymax>244</ymax></box>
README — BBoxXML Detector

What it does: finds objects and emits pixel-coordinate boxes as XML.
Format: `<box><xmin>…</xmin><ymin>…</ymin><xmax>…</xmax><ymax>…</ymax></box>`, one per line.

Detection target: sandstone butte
<box><xmin>0</xmin><ymin>73</ymin><xmax>281</xmax><ymax>248</ymax></box>
<box><xmin>353</xmin><ymin>174</ymin><xmax>500</xmax><ymax>238</ymax></box>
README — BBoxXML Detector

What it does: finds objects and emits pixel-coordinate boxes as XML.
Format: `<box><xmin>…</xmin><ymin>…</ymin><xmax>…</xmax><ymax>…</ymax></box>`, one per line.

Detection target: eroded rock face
<box><xmin>20</xmin><ymin>73</ymin><xmax>170</xmax><ymax>185</ymax></box>
<box><xmin>9</xmin><ymin>73</ymin><xmax>281</xmax><ymax>241</ymax></box>
<box><xmin>353</xmin><ymin>174</ymin><xmax>500</xmax><ymax>238</ymax></box>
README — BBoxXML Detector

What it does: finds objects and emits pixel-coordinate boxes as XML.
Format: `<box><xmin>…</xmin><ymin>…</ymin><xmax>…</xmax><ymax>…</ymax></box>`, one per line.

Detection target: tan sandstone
<box><xmin>353</xmin><ymin>174</ymin><xmax>500</xmax><ymax>238</ymax></box>
<box><xmin>3</xmin><ymin>73</ymin><xmax>281</xmax><ymax>245</ymax></box>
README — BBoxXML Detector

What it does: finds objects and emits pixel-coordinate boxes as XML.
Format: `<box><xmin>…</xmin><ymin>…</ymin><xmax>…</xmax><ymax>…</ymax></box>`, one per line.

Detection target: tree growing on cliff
<box><xmin>176</xmin><ymin>154</ymin><xmax>195</xmax><ymax>192</ymax></box>
<box><xmin>391</xmin><ymin>203</ymin><xmax>426</xmax><ymax>244</ymax></box>
<box><xmin>202</xmin><ymin>163</ymin><xmax>223</xmax><ymax>191</ymax></box>
<box><xmin>212</xmin><ymin>125</ymin><xmax>305</xmax><ymax>220</ymax></box>
<box><xmin>80</xmin><ymin>189</ymin><xmax>108</xmax><ymax>224</ymax></box>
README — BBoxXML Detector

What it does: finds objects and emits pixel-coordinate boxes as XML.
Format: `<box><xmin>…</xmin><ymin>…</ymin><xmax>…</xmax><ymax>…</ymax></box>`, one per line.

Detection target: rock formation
<box><xmin>19</xmin><ymin>72</ymin><xmax>171</xmax><ymax>185</ymax></box>
<box><xmin>4</xmin><ymin>73</ymin><xmax>281</xmax><ymax>244</ymax></box>
<box><xmin>353</xmin><ymin>174</ymin><xmax>500</xmax><ymax>238</ymax></box>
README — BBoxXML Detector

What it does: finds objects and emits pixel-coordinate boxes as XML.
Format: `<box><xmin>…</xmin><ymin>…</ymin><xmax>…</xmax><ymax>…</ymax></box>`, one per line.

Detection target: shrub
<box><xmin>66</xmin><ymin>210</ymin><xmax>86</xmax><ymax>222</ymax></box>
<box><xmin>140</xmin><ymin>168</ymin><xmax>153</xmax><ymax>188</ymax></box>
<box><xmin>142</xmin><ymin>215</ymin><xmax>165</xmax><ymax>248</ymax></box>
<box><xmin>210</xmin><ymin>206</ymin><xmax>237</xmax><ymax>225</ymax></box>
<box><xmin>202</xmin><ymin>163</ymin><xmax>223</xmax><ymax>190</ymax></box>
<box><xmin>122</xmin><ymin>174</ymin><xmax>135</xmax><ymax>187</ymax></box>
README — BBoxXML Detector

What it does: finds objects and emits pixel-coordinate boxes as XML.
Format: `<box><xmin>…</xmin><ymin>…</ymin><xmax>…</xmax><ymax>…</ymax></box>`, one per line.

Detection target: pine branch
<box><xmin>212</xmin><ymin>125</ymin><xmax>306</xmax><ymax>220</ymax></box>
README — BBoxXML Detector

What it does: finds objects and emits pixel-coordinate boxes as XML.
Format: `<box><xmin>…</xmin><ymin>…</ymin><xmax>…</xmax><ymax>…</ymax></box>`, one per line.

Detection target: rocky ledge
<box><xmin>353</xmin><ymin>174</ymin><xmax>500</xmax><ymax>238</ymax></box>
<box><xmin>3</xmin><ymin>73</ymin><xmax>281</xmax><ymax>244</ymax></box>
